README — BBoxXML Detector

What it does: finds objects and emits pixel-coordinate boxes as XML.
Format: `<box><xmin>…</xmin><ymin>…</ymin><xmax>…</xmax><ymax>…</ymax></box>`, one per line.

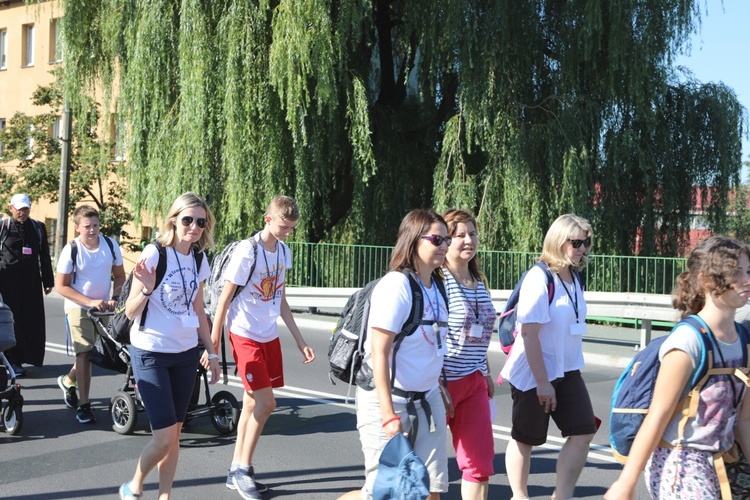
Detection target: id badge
<box><xmin>570</xmin><ymin>322</ymin><xmax>587</xmax><ymax>335</ymax></box>
<box><xmin>436</xmin><ymin>327</ymin><xmax>448</xmax><ymax>356</ymax></box>
<box><xmin>181</xmin><ymin>315</ymin><xmax>199</xmax><ymax>328</ymax></box>
<box><xmin>22</xmin><ymin>246</ymin><xmax>32</xmax><ymax>255</ymax></box>
<box><xmin>469</xmin><ymin>323</ymin><xmax>484</xmax><ymax>338</ymax></box>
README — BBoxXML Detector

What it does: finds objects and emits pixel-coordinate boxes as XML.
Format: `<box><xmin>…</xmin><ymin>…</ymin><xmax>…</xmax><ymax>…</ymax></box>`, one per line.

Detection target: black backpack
<box><xmin>109</xmin><ymin>241</ymin><xmax>204</xmax><ymax>344</ymax></box>
<box><xmin>328</xmin><ymin>269</ymin><xmax>448</xmax><ymax>400</ymax></box>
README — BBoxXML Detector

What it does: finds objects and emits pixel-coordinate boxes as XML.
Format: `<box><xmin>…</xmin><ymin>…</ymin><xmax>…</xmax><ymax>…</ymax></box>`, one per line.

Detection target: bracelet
<box><xmin>382</xmin><ymin>416</ymin><xmax>401</xmax><ymax>428</ymax></box>
<box><xmin>207</xmin><ymin>353</ymin><xmax>219</xmax><ymax>360</ymax></box>
<box><xmin>111</xmin><ymin>295</ymin><xmax>120</xmax><ymax>302</ymax></box>
<box><xmin>141</xmin><ymin>288</ymin><xmax>152</xmax><ymax>296</ymax></box>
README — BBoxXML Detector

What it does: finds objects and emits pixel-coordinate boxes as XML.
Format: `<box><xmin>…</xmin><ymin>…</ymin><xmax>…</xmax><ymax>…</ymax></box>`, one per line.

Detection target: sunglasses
<box><xmin>421</xmin><ymin>234</ymin><xmax>452</xmax><ymax>247</ymax></box>
<box><xmin>177</xmin><ymin>216</ymin><xmax>207</xmax><ymax>228</ymax></box>
<box><xmin>569</xmin><ymin>237</ymin><xmax>591</xmax><ymax>249</ymax></box>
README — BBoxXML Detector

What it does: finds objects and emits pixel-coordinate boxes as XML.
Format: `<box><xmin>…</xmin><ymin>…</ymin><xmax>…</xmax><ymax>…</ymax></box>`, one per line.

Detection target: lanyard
<box><xmin>559</xmin><ymin>269</ymin><xmax>579</xmax><ymax>323</ymax></box>
<box><xmin>172</xmin><ymin>247</ymin><xmax>197</xmax><ymax>314</ymax></box>
<box><xmin>453</xmin><ymin>272</ymin><xmax>479</xmax><ymax>323</ymax></box>
<box><xmin>417</xmin><ymin>276</ymin><xmax>444</xmax><ymax>350</ymax></box>
<box><xmin>259</xmin><ymin>235</ymin><xmax>280</xmax><ymax>305</ymax></box>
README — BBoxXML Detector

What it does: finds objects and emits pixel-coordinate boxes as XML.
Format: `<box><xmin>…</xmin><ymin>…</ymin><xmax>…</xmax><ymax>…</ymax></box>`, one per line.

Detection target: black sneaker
<box><xmin>57</xmin><ymin>375</ymin><xmax>78</xmax><ymax>408</ymax></box>
<box><xmin>76</xmin><ymin>403</ymin><xmax>96</xmax><ymax>424</ymax></box>
<box><xmin>227</xmin><ymin>467</ymin><xmax>268</xmax><ymax>493</ymax></box>
<box><xmin>232</xmin><ymin>466</ymin><xmax>263</xmax><ymax>499</ymax></box>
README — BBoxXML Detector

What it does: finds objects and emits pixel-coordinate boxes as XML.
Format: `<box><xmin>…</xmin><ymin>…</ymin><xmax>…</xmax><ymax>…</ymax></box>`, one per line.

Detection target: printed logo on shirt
<box><xmin>420</xmin><ymin>301</ymin><xmax>449</xmax><ymax>346</ymax></box>
<box><xmin>161</xmin><ymin>266</ymin><xmax>198</xmax><ymax>315</ymax></box>
<box><xmin>246</xmin><ymin>372</ymin><xmax>254</xmax><ymax>384</ymax></box>
<box><xmin>251</xmin><ymin>266</ymin><xmax>285</xmax><ymax>302</ymax></box>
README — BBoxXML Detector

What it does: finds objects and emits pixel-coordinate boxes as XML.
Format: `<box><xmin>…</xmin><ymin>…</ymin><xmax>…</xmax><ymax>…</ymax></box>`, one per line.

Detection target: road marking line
<box><xmin>44</xmin><ymin>342</ymin><xmax>618</xmax><ymax>463</ymax></box>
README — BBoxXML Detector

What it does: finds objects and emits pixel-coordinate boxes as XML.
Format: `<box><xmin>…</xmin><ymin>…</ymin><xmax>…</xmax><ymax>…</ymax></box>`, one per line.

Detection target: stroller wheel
<box><xmin>110</xmin><ymin>391</ymin><xmax>138</xmax><ymax>435</ymax></box>
<box><xmin>209</xmin><ymin>391</ymin><xmax>240</xmax><ymax>435</ymax></box>
<box><xmin>3</xmin><ymin>400</ymin><xmax>23</xmax><ymax>435</ymax></box>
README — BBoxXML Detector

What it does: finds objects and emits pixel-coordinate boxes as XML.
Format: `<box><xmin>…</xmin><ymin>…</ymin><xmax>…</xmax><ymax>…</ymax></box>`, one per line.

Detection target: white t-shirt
<box><xmin>129</xmin><ymin>244</ymin><xmax>210</xmax><ymax>353</ymax></box>
<box><xmin>659</xmin><ymin>324</ymin><xmax>745</xmax><ymax>452</ymax></box>
<box><xmin>364</xmin><ymin>271</ymin><xmax>448</xmax><ymax>393</ymax></box>
<box><xmin>500</xmin><ymin>264</ymin><xmax>587</xmax><ymax>391</ymax></box>
<box><xmin>224</xmin><ymin>235</ymin><xmax>292</xmax><ymax>342</ymax></box>
<box><xmin>56</xmin><ymin>235</ymin><xmax>124</xmax><ymax>310</ymax></box>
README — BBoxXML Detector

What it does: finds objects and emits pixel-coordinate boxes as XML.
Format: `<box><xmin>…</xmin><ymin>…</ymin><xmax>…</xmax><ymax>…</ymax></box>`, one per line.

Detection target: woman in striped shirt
<box><xmin>441</xmin><ymin>209</ymin><xmax>497</xmax><ymax>499</ymax></box>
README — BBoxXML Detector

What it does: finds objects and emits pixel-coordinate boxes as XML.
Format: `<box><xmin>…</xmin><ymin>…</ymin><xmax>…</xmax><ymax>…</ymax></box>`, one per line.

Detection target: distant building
<box><xmin>0</xmin><ymin>0</ymin><xmax>151</xmax><ymax>270</ymax></box>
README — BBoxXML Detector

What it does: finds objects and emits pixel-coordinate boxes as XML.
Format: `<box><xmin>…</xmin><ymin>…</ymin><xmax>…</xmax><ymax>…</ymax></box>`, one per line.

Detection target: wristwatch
<box><xmin>207</xmin><ymin>353</ymin><xmax>219</xmax><ymax>360</ymax></box>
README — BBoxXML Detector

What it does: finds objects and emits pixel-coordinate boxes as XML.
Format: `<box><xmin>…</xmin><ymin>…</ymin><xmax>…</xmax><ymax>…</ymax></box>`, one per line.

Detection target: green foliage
<box><xmin>0</xmin><ymin>78</ymin><xmax>134</xmax><ymax>245</ymax></box>
<box><xmin>58</xmin><ymin>0</ymin><xmax>746</xmax><ymax>255</ymax></box>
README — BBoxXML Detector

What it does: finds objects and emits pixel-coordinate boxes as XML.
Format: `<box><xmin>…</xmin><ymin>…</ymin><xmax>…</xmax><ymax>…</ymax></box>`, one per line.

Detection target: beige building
<box><xmin>1</xmin><ymin>0</ymin><xmax>147</xmax><ymax>270</ymax></box>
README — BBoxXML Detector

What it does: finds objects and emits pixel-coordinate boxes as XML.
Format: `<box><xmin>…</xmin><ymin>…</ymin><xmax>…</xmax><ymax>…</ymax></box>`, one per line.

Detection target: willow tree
<box><xmin>59</xmin><ymin>0</ymin><xmax>745</xmax><ymax>254</ymax></box>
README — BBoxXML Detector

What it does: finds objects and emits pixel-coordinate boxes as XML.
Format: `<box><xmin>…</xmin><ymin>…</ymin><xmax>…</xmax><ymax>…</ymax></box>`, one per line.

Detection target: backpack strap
<box><xmin>137</xmin><ymin>241</ymin><xmax>168</xmax><ymax>331</ymax></box>
<box><xmin>0</xmin><ymin>218</ymin><xmax>9</xmax><ymax>250</ymax></box>
<box><xmin>103</xmin><ymin>235</ymin><xmax>116</xmax><ymax>260</ymax></box>
<box><xmin>533</xmin><ymin>262</ymin><xmax>556</xmax><ymax>304</ymax></box>
<box><xmin>70</xmin><ymin>240</ymin><xmax>79</xmax><ymax>284</ymax></box>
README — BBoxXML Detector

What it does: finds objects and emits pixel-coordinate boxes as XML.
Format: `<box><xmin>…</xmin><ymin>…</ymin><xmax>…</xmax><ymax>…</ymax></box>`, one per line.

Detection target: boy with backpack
<box><xmin>205</xmin><ymin>196</ymin><xmax>315</xmax><ymax>500</ymax></box>
<box><xmin>55</xmin><ymin>205</ymin><xmax>126</xmax><ymax>423</ymax></box>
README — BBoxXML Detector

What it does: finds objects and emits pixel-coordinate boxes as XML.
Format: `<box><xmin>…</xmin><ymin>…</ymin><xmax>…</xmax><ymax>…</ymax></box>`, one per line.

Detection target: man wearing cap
<box><xmin>0</xmin><ymin>194</ymin><xmax>54</xmax><ymax>376</ymax></box>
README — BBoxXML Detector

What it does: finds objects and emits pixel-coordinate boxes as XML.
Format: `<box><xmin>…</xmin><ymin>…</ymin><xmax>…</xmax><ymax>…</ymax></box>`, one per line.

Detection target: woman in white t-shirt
<box><xmin>118</xmin><ymin>192</ymin><xmax>221</xmax><ymax>500</ymax></box>
<box><xmin>607</xmin><ymin>236</ymin><xmax>750</xmax><ymax>500</ymax></box>
<box><xmin>343</xmin><ymin>209</ymin><xmax>451</xmax><ymax>500</ymax></box>
<box><xmin>440</xmin><ymin>209</ymin><xmax>497</xmax><ymax>499</ymax></box>
<box><xmin>500</xmin><ymin>213</ymin><xmax>596</xmax><ymax>500</ymax></box>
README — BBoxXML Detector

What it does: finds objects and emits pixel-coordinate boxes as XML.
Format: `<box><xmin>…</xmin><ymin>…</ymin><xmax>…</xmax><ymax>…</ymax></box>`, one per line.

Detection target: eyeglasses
<box><xmin>176</xmin><ymin>216</ymin><xmax>207</xmax><ymax>228</ymax></box>
<box><xmin>421</xmin><ymin>234</ymin><xmax>451</xmax><ymax>247</ymax></box>
<box><xmin>568</xmin><ymin>237</ymin><xmax>591</xmax><ymax>249</ymax></box>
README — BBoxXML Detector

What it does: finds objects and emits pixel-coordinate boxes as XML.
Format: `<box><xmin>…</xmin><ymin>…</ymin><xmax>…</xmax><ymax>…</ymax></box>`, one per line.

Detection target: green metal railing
<box><xmin>286</xmin><ymin>242</ymin><xmax>687</xmax><ymax>294</ymax></box>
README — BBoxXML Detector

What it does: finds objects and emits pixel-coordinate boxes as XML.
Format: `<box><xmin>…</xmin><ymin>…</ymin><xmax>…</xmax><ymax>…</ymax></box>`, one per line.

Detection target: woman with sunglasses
<box><xmin>500</xmin><ymin>214</ymin><xmax>597</xmax><ymax>500</ymax></box>
<box><xmin>119</xmin><ymin>192</ymin><xmax>220</xmax><ymax>500</ymax></box>
<box><xmin>341</xmin><ymin>209</ymin><xmax>451</xmax><ymax>500</ymax></box>
<box><xmin>440</xmin><ymin>209</ymin><xmax>496</xmax><ymax>499</ymax></box>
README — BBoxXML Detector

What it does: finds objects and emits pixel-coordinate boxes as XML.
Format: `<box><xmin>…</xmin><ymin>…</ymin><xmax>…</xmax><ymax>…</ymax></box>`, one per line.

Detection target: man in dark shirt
<box><xmin>0</xmin><ymin>194</ymin><xmax>54</xmax><ymax>376</ymax></box>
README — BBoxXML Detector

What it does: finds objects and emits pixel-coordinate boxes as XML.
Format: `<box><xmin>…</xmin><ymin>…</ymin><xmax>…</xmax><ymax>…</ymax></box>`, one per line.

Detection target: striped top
<box><xmin>442</xmin><ymin>267</ymin><xmax>497</xmax><ymax>381</ymax></box>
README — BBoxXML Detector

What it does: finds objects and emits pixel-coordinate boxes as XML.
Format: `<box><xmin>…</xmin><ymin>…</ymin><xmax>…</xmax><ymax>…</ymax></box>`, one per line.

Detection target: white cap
<box><xmin>9</xmin><ymin>194</ymin><xmax>31</xmax><ymax>209</ymax></box>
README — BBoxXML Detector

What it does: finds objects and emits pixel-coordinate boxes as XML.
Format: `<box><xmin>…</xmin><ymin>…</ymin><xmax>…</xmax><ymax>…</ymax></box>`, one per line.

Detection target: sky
<box><xmin>673</xmin><ymin>0</ymin><xmax>750</xmax><ymax>179</ymax></box>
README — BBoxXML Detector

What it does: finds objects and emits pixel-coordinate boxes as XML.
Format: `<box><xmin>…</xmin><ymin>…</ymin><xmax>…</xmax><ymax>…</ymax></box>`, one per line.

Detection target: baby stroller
<box><xmin>0</xmin><ymin>293</ymin><xmax>23</xmax><ymax>435</ymax></box>
<box><xmin>87</xmin><ymin>310</ymin><xmax>240</xmax><ymax>435</ymax></box>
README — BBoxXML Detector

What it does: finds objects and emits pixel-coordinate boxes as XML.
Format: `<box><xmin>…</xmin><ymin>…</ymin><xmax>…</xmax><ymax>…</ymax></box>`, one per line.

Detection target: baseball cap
<box><xmin>10</xmin><ymin>194</ymin><xmax>31</xmax><ymax>210</ymax></box>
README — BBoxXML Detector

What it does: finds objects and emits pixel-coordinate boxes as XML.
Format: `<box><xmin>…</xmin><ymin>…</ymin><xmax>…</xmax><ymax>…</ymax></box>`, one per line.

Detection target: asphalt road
<box><xmin>0</xmin><ymin>294</ymin><xmax>650</xmax><ymax>499</ymax></box>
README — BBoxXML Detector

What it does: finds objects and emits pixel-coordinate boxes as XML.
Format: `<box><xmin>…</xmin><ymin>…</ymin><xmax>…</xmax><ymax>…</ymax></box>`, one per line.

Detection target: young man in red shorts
<box><xmin>206</xmin><ymin>196</ymin><xmax>315</xmax><ymax>500</ymax></box>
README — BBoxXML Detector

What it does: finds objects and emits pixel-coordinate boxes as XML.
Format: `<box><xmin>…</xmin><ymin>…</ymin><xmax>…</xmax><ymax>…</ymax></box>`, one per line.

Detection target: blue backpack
<box><xmin>609</xmin><ymin>315</ymin><xmax>750</xmax><ymax>464</ymax></box>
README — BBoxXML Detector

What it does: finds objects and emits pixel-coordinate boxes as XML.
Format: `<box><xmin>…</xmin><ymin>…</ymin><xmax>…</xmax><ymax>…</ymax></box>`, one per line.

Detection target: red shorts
<box><xmin>229</xmin><ymin>333</ymin><xmax>284</xmax><ymax>391</ymax></box>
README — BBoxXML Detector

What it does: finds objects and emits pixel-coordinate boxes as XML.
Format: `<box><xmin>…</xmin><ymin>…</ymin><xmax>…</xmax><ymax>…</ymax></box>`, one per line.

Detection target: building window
<box><xmin>49</xmin><ymin>19</ymin><xmax>62</xmax><ymax>63</ymax></box>
<box><xmin>22</xmin><ymin>24</ymin><xmax>35</xmax><ymax>67</ymax></box>
<box><xmin>140</xmin><ymin>226</ymin><xmax>153</xmax><ymax>247</ymax></box>
<box><xmin>45</xmin><ymin>218</ymin><xmax>57</xmax><ymax>255</ymax></box>
<box><xmin>0</xmin><ymin>118</ymin><xmax>5</xmax><ymax>156</ymax></box>
<box><xmin>51</xmin><ymin>116</ymin><xmax>62</xmax><ymax>142</ymax></box>
<box><xmin>110</xmin><ymin>113</ymin><xmax>125</xmax><ymax>161</ymax></box>
<box><xmin>0</xmin><ymin>29</ymin><xmax>7</xmax><ymax>70</ymax></box>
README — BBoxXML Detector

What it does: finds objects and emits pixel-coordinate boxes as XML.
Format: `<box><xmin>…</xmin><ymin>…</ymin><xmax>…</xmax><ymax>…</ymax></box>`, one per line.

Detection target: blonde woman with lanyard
<box><xmin>500</xmin><ymin>214</ymin><xmax>597</xmax><ymax>500</ymax></box>
<box><xmin>119</xmin><ymin>192</ymin><xmax>220</xmax><ymax>500</ymax></box>
<box><xmin>440</xmin><ymin>209</ymin><xmax>497</xmax><ymax>499</ymax></box>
